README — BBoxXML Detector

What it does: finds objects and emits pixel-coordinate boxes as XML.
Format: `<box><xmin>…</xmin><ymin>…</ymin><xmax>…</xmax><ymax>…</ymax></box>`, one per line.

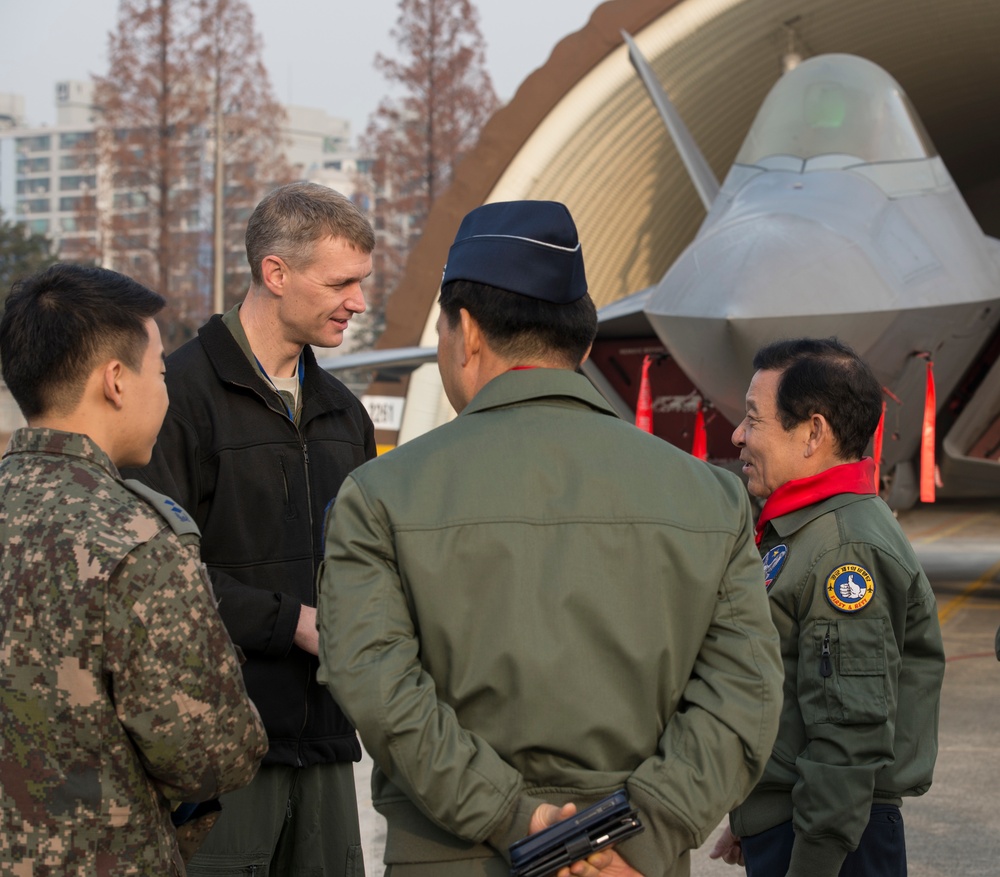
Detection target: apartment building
<box><xmin>0</xmin><ymin>81</ymin><xmax>99</xmax><ymax>259</ymax></box>
<box><xmin>0</xmin><ymin>80</ymin><xmax>369</xmax><ymax>262</ymax></box>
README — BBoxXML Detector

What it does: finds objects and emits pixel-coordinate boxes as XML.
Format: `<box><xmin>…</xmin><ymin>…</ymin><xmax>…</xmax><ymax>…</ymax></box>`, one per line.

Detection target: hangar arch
<box><xmin>369</xmin><ymin>0</ymin><xmax>1000</xmax><ymax>441</ymax></box>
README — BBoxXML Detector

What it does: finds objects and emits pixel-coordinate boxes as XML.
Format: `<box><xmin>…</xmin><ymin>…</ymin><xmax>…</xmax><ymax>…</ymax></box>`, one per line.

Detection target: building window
<box><xmin>61</xmin><ymin>215</ymin><xmax>96</xmax><ymax>232</ymax></box>
<box><xmin>59</xmin><ymin>174</ymin><xmax>97</xmax><ymax>191</ymax></box>
<box><xmin>28</xmin><ymin>219</ymin><xmax>50</xmax><ymax>235</ymax></box>
<box><xmin>112</xmin><ymin>191</ymin><xmax>149</xmax><ymax>209</ymax></box>
<box><xmin>18</xmin><ymin>198</ymin><xmax>51</xmax><ymax>214</ymax></box>
<box><xmin>59</xmin><ymin>196</ymin><xmax>84</xmax><ymax>212</ymax></box>
<box><xmin>16</xmin><ymin>179</ymin><xmax>50</xmax><ymax>195</ymax></box>
<box><xmin>60</xmin><ymin>153</ymin><xmax>96</xmax><ymax>170</ymax></box>
<box><xmin>16</xmin><ymin>156</ymin><xmax>51</xmax><ymax>174</ymax></box>
<box><xmin>117</xmin><ymin>211</ymin><xmax>150</xmax><ymax>228</ymax></box>
<box><xmin>59</xmin><ymin>131</ymin><xmax>96</xmax><ymax>149</ymax></box>
<box><xmin>16</xmin><ymin>135</ymin><xmax>51</xmax><ymax>152</ymax></box>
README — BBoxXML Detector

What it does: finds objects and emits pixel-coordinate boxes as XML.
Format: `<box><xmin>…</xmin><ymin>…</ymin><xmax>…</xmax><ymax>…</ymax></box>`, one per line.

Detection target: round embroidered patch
<box><xmin>762</xmin><ymin>544</ymin><xmax>788</xmax><ymax>591</ymax></box>
<box><xmin>826</xmin><ymin>564</ymin><xmax>875</xmax><ymax>612</ymax></box>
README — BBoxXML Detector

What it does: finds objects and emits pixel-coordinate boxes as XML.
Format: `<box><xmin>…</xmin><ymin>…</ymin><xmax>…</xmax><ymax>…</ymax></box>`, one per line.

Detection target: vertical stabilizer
<box><xmin>622</xmin><ymin>30</ymin><xmax>719</xmax><ymax>211</ymax></box>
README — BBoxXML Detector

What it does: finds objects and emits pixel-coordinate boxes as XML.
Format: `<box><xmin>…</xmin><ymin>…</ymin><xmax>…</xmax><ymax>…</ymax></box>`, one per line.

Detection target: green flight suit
<box><xmin>318</xmin><ymin>368</ymin><xmax>783</xmax><ymax>876</ymax></box>
<box><xmin>731</xmin><ymin>491</ymin><xmax>945</xmax><ymax>877</ymax></box>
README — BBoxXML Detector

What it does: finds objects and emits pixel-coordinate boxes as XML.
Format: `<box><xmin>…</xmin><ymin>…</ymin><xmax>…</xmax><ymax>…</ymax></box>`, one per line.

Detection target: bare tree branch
<box><xmin>87</xmin><ymin>0</ymin><xmax>292</xmax><ymax>349</ymax></box>
<box><xmin>362</xmin><ymin>0</ymin><xmax>499</xmax><ymax>347</ymax></box>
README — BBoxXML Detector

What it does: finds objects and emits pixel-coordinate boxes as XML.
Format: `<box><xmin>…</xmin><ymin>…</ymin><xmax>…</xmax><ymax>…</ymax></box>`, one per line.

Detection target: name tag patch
<box><xmin>826</xmin><ymin>564</ymin><xmax>876</xmax><ymax>612</ymax></box>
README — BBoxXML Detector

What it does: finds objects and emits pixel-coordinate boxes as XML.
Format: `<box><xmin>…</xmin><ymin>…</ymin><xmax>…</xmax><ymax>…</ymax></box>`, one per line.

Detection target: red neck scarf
<box><xmin>755</xmin><ymin>458</ymin><xmax>876</xmax><ymax>545</ymax></box>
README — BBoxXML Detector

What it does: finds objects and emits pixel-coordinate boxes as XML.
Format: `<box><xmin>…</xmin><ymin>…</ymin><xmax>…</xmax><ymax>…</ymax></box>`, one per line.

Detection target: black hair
<box><xmin>438</xmin><ymin>279</ymin><xmax>597</xmax><ymax>368</ymax></box>
<box><xmin>0</xmin><ymin>263</ymin><xmax>165</xmax><ymax>419</ymax></box>
<box><xmin>753</xmin><ymin>337</ymin><xmax>882</xmax><ymax>460</ymax></box>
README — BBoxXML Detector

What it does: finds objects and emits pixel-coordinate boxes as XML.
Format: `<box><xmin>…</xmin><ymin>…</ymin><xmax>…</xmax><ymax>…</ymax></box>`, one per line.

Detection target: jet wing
<box><xmin>316</xmin><ymin>346</ymin><xmax>438</xmax><ymax>382</ymax></box>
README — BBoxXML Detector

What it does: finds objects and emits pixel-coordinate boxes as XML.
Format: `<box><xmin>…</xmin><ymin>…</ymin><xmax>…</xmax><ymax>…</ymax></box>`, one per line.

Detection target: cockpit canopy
<box><xmin>735</xmin><ymin>53</ymin><xmax>936</xmax><ymax>166</ymax></box>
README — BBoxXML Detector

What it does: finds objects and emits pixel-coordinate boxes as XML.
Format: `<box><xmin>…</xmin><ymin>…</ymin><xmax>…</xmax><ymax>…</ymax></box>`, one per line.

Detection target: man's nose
<box><xmin>345</xmin><ymin>283</ymin><xmax>367</xmax><ymax>314</ymax></box>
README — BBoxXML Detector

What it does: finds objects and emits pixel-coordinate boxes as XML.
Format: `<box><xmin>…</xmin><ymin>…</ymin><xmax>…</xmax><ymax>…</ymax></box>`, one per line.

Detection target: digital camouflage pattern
<box><xmin>0</xmin><ymin>428</ymin><xmax>268</xmax><ymax>876</ymax></box>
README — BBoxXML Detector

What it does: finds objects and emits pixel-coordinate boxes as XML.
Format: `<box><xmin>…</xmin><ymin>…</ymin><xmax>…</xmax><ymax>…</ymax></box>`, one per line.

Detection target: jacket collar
<box><xmin>5</xmin><ymin>427</ymin><xmax>119</xmax><ymax>479</ymax></box>
<box><xmin>755</xmin><ymin>458</ymin><xmax>875</xmax><ymax>545</ymax></box>
<box><xmin>766</xmin><ymin>491</ymin><xmax>874</xmax><ymax>539</ymax></box>
<box><xmin>197</xmin><ymin>314</ymin><xmax>358</xmax><ymax>419</ymax></box>
<box><xmin>461</xmin><ymin>368</ymin><xmax>619</xmax><ymax>419</ymax></box>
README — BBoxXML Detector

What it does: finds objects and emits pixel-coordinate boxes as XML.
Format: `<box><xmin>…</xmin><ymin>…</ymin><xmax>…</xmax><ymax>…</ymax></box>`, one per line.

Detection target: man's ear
<box><xmin>102</xmin><ymin>360</ymin><xmax>126</xmax><ymax>410</ymax></box>
<box><xmin>803</xmin><ymin>413</ymin><xmax>831</xmax><ymax>458</ymax></box>
<box><xmin>459</xmin><ymin>308</ymin><xmax>481</xmax><ymax>367</ymax></box>
<box><xmin>260</xmin><ymin>255</ymin><xmax>288</xmax><ymax>296</ymax></box>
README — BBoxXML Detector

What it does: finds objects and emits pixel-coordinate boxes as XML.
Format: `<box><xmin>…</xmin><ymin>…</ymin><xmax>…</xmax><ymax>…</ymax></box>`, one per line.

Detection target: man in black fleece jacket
<box><xmin>125</xmin><ymin>182</ymin><xmax>376</xmax><ymax>876</ymax></box>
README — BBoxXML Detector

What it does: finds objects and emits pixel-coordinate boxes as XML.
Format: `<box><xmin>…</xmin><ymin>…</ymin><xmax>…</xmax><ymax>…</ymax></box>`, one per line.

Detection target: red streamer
<box><xmin>691</xmin><ymin>400</ymin><xmax>708</xmax><ymax>460</ymax></box>
<box><xmin>873</xmin><ymin>401</ymin><xmax>886</xmax><ymax>495</ymax></box>
<box><xmin>920</xmin><ymin>360</ymin><xmax>936</xmax><ymax>503</ymax></box>
<box><xmin>635</xmin><ymin>355</ymin><xmax>653</xmax><ymax>433</ymax></box>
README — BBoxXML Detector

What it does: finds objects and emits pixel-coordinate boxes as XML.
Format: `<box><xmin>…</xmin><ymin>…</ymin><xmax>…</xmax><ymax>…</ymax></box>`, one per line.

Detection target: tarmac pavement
<box><xmin>353</xmin><ymin>501</ymin><xmax>1000</xmax><ymax>876</ymax></box>
<box><xmin>693</xmin><ymin>501</ymin><xmax>1000</xmax><ymax>876</ymax></box>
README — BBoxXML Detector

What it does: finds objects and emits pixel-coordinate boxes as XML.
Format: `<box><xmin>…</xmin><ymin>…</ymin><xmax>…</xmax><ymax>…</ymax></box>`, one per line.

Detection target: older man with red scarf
<box><xmin>710</xmin><ymin>337</ymin><xmax>945</xmax><ymax>877</ymax></box>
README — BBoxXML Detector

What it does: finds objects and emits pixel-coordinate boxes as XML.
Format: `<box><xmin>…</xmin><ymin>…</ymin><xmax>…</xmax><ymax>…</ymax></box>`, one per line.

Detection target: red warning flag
<box><xmin>692</xmin><ymin>400</ymin><xmax>708</xmax><ymax>460</ymax></box>
<box><xmin>920</xmin><ymin>359</ymin><xmax>936</xmax><ymax>503</ymax></box>
<box><xmin>635</xmin><ymin>355</ymin><xmax>653</xmax><ymax>433</ymax></box>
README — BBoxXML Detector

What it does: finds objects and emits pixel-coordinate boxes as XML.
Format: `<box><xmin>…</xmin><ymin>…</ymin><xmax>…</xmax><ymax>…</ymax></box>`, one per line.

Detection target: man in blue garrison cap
<box><xmin>317</xmin><ymin>201</ymin><xmax>783</xmax><ymax>877</ymax></box>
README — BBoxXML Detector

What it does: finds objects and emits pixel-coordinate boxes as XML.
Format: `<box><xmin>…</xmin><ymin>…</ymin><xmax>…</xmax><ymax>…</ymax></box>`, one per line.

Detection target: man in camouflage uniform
<box><xmin>0</xmin><ymin>264</ymin><xmax>268</xmax><ymax>876</ymax></box>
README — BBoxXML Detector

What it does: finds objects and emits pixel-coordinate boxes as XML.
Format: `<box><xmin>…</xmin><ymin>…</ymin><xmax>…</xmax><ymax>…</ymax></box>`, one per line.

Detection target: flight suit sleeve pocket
<box><xmin>805</xmin><ymin>619</ymin><xmax>889</xmax><ymax>725</ymax></box>
<box><xmin>837</xmin><ymin>617</ymin><xmax>889</xmax><ymax>724</ymax></box>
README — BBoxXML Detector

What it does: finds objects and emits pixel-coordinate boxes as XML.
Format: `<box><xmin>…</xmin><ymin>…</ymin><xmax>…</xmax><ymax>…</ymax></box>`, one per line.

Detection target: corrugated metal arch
<box><xmin>371</xmin><ymin>0</ymin><xmax>1000</xmax><ymax>436</ymax></box>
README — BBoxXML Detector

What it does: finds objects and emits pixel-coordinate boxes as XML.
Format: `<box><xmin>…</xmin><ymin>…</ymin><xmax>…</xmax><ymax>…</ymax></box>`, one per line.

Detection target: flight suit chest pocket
<box><xmin>806</xmin><ymin>619</ymin><xmax>889</xmax><ymax>725</ymax></box>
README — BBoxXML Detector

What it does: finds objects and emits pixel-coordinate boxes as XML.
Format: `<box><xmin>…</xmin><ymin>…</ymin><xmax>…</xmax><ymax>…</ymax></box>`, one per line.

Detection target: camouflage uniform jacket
<box><xmin>0</xmin><ymin>428</ymin><xmax>268</xmax><ymax>876</ymax></box>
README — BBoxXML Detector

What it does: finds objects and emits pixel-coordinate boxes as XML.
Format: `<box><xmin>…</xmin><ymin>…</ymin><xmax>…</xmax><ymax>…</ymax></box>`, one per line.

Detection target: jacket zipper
<box><xmin>820</xmin><ymin>630</ymin><xmax>833</xmax><ymax>678</ymax></box>
<box><xmin>296</xmin><ymin>430</ymin><xmax>313</xmax><ymax>767</ymax></box>
<box><xmin>234</xmin><ymin>366</ymin><xmax>315</xmax><ymax>765</ymax></box>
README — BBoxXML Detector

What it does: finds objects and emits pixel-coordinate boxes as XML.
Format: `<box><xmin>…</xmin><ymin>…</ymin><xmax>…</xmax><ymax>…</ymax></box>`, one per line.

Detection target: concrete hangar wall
<box><xmin>369</xmin><ymin>0</ymin><xmax>1000</xmax><ymax>443</ymax></box>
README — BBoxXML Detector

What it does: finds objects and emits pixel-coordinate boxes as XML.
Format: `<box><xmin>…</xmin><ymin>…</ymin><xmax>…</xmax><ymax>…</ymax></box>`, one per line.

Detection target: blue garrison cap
<box><xmin>441</xmin><ymin>200</ymin><xmax>588</xmax><ymax>304</ymax></box>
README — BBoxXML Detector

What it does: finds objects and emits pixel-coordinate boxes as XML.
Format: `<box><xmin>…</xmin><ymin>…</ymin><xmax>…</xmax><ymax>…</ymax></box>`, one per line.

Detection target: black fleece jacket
<box><xmin>124</xmin><ymin>315</ymin><xmax>375</xmax><ymax>767</ymax></box>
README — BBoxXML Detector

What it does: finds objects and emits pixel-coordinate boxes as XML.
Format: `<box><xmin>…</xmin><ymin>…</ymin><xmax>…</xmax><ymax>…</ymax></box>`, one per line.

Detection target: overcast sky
<box><xmin>0</xmin><ymin>0</ymin><xmax>596</xmax><ymax>139</ymax></box>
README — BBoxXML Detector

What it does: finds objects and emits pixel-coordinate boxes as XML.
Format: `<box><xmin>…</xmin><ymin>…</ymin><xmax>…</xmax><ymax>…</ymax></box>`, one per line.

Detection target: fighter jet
<box><xmin>324</xmin><ymin>45</ymin><xmax>1000</xmax><ymax>508</ymax></box>
<box><xmin>617</xmin><ymin>39</ymin><xmax>1000</xmax><ymax>508</ymax></box>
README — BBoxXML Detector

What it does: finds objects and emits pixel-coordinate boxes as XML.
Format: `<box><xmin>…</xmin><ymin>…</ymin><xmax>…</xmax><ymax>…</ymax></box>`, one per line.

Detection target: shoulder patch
<box><xmin>826</xmin><ymin>564</ymin><xmax>875</xmax><ymax>612</ymax></box>
<box><xmin>762</xmin><ymin>544</ymin><xmax>788</xmax><ymax>591</ymax></box>
<box><xmin>122</xmin><ymin>478</ymin><xmax>201</xmax><ymax>538</ymax></box>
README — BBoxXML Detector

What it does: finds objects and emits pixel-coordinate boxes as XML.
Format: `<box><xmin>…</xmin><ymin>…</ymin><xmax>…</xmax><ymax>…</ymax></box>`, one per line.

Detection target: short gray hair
<box><xmin>245</xmin><ymin>182</ymin><xmax>375</xmax><ymax>285</ymax></box>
